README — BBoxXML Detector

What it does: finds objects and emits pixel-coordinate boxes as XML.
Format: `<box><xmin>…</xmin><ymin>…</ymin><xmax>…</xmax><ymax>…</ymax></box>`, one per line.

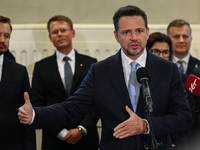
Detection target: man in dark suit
<box><xmin>167</xmin><ymin>19</ymin><xmax>200</xmax><ymax>150</ymax></box>
<box><xmin>18</xmin><ymin>5</ymin><xmax>192</xmax><ymax>150</ymax></box>
<box><xmin>0</xmin><ymin>15</ymin><xmax>36</xmax><ymax>149</ymax></box>
<box><xmin>31</xmin><ymin>15</ymin><xmax>99</xmax><ymax>150</ymax></box>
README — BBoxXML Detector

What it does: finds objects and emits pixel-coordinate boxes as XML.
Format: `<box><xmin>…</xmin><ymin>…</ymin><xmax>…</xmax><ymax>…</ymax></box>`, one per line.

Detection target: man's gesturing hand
<box><xmin>18</xmin><ymin>92</ymin><xmax>33</xmax><ymax>124</ymax></box>
<box><xmin>113</xmin><ymin>106</ymin><xmax>147</xmax><ymax>139</ymax></box>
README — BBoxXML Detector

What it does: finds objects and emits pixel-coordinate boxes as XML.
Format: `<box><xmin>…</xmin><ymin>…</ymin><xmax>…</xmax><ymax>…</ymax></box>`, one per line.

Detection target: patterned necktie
<box><xmin>63</xmin><ymin>56</ymin><xmax>73</xmax><ymax>95</ymax></box>
<box><xmin>128</xmin><ymin>61</ymin><xmax>140</xmax><ymax>112</ymax></box>
<box><xmin>177</xmin><ymin>60</ymin><xmax>184</xmax><ymax>73</ymax></box>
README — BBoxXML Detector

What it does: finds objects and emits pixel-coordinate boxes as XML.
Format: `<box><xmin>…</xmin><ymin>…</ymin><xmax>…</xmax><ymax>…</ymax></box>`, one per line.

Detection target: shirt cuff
<box><xmin>78</xmin><ymin>125</ymin><xmax>87</xmax><ymax>135</ymax></box>
<box><xmin>28</xmin><ymin>109</ymin><xmax>35</xmax><ymax>125</ymax></box>
<box><xmin>57</xmin><ymin>129</ymin><xmax>69</xmax><ymax>141</ymax></box>
<box><xmin>142</xmin><ymin>119</ymin><xmax>150</xmax><ymax>134</ymax></box>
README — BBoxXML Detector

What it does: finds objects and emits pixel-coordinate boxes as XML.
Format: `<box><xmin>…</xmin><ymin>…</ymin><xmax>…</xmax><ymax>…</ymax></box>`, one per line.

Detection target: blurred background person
<box><xmin>0</xmin><ymin>15</ymin><xmax>36</xmax><ymax>150</ymax></box>
<box><xmin>167</xmin><ymin>19</ymin><xmax>200</xmax><ymax>150</ymax></box>
<box><xmin>31</xmin><ymin>15</ymin><xmax>99</xmax><ymax>150</ymax></box>
<box><xmin>147</xmin><ymin>31</ymin><xmax>195</xmax><ymax>150</ymax></box>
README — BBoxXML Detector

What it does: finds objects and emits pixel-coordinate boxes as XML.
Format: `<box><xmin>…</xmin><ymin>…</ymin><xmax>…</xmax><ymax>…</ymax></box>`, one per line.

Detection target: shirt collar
<box><xmin>0</xmin><ymin>54</ymin><xmax>4</xmax><ymax>67</ymax></box>
<box><xmin>172</xmin><ymin>53</ymin><xmax>190</xmax><ymax>64</ymax></box>
<box><xmin>121</xmin><ymin>48</ymin><xmax>147</xmax><ymax>69</ymax></box>
<box><xmin>56</xmin><ymin>49</ymin><xmax>75</xmax><ymax>62</ymax></box>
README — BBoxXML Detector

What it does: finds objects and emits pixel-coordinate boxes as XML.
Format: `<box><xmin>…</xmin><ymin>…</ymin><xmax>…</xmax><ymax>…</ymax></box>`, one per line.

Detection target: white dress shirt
<box><xmin>0</xmin><ymin>54</ymin><xmax>3</xmax><ymax>81</ymax></box>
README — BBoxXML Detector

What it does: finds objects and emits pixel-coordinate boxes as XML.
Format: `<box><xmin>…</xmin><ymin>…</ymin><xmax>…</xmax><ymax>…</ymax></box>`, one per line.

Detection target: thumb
<box><xmin>24</xmin><ymin>92</ymin><xmax>31</xmax><ymax>104</ymax></box>
<box><xmin>125</xmin><ymin>106</ymin><xmax>134</xmax><ymax>116</ymax></box>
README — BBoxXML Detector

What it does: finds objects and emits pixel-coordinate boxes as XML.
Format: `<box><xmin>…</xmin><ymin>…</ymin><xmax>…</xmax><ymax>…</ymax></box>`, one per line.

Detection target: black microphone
<box><xmin>136</xmin><ymin>67</ymin><xmax>153</xmax><ymax>112</ymax></box>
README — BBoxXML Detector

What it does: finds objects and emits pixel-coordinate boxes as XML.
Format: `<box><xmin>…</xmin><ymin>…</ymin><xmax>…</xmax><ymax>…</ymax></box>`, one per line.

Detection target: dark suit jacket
<box><xmin>0</xmin><ymin>56</ymin><xmax>36</xmax><ymax>150</ymax></box>
<box><xmin>32</xmin><ymin>49</ymin><xmax>192</xmax><ymax>150</ymax></box>
<box><xmin>186</xmin><ymin>55</ymin><xmax>200</xmax><ymax>75</ymax></box>
<box><xmin>31</xmin><ymin>51</ymin><xmax>99</xmax><ymax>150</ymax></box>
<box><xmin>4</xmin><ymin>49</ymin><xmax>16</xmax><ymax>62</ymax></box>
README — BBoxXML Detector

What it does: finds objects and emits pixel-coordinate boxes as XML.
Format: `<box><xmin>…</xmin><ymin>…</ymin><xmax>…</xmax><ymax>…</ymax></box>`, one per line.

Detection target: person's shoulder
<box><xmin>35</xmin><ymin>54</ymin><xmax>55</xmax><ymax>65</ymax></box>
<box><xmin>76</xmin><ymin>51</ymin><xmax>97</xmax><ymax>62</ymax></box>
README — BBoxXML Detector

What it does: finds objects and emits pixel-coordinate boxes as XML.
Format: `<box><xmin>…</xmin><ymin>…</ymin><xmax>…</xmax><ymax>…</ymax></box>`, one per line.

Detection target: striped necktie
<box><xmin>177</xmin><ymin>60</ymin><xmax>184</xmax><ymax>73</ymax></box>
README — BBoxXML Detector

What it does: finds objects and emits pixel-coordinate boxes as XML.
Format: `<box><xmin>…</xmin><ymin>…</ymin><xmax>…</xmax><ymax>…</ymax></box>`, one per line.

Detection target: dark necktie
<box><xmin>63</xmin><ymin>56</ymin><xmax>73</xmax><ymax>95</ymax></box>
<box><xmin>177</xmin><ymin>60</ymin><xmax>184</xmax><ymax>73</ymax></box>
<box><xmin>128</xmin><ymin>61</ymin><xmax>140</xmax><ymax>112</ymax></box>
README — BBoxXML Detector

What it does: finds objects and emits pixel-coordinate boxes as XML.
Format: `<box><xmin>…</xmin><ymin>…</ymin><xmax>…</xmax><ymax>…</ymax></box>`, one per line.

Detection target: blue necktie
<box><xmin>128</xmin><ymin>61</ymin><xmax>140</xmax><ymax>112</ymax></box>
<box><xmin>63</xmin><ymin>56</ymin><xmax>73</xmax><ymax>95</ymax></box>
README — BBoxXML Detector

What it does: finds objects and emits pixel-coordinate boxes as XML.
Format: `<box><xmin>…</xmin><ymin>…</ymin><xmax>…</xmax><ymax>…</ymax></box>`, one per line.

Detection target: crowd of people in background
<box><xmin>1</xmin><ymin>4</ymin><xmax>200</xmax><ymax>150</ymax></box>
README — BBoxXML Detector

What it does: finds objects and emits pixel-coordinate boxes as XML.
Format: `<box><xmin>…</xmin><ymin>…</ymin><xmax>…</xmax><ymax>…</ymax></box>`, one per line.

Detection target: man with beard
<box><xmin>0</xmin><ymin>15</ymin><xmax>36</xmax><ymax>150</ymax></box>
<box><xmin>18</xmin><ymin>5</ymin><xmax>192</xmax><ymax>150</ymax></box>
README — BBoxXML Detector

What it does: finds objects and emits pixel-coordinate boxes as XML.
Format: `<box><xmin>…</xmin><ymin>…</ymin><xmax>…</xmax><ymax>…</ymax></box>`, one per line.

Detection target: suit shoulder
<box><xmin>35</xmin><ymin>55</ymin><xmax>55</xmax><ymax>65</ymax></box>
<box><xmin>77</xmin><ymin>53</ymin><xmax>97</xmax><ymax>62</ymax></box>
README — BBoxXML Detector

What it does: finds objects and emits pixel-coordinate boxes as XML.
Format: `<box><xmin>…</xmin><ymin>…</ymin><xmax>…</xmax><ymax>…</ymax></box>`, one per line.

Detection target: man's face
<box><xmin>0</xmin><ymin>22</ymin><xmax>11</xmax><ymax>55</ymax></box>
<box><xmin>114</xmin><ymin>15</ymin><xmax>149</xmax><ymax>60</ymax></box>
<box><xmin>49</xmin><ymin>21</ymin><xmax>75</xmax><ymax>52</ymax></box>
<box><xmin>168</xmin><ymin>25</ymin><xmax>192</xmax><ymax>57</ymax></box>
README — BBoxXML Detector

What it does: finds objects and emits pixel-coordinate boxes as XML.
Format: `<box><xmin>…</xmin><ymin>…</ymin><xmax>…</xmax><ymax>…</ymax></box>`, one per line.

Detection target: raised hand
<box><xmin>18</xmin><ymin>92</ymin><xmax>33</xmax><ymax>124</ymax></box>
<box><xmin>113</xmin><ymin>106</ymin><xmax>147</xmax><ymax>139</ymax></box>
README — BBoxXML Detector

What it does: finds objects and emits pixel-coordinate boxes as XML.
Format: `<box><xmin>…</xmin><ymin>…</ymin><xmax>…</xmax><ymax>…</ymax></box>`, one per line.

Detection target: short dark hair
<box><xmin>113</xmin><ymin>5</ymin><xmax>148</xmax><ymax>32</ymax></box>
<box><xmin>167</xmin><ymin>19</ymin><xmax>191</xmax><ymax>35</ymax></box>
<box><xmin>0</xmin><ymin>15</ymin><xmax>12</xmax><ymax>32</ymax></box>
<box><xmin>47</xmin><ymin>15</ymin><xmax>73</xmax><ymax>33</ymax></box>
<box><xmin>147</xmin><ymin>32</ymin><xmax>172</xmax><ymax>60</ymax></box>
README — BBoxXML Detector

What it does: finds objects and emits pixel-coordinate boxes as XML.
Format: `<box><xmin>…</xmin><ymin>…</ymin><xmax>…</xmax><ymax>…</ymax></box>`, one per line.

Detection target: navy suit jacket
<box><xmin>32</xmin><ymin>49</ymin><xmax>192</xmax><ymax>150</ymax></box>
<box><xmin>0</xmin><ymin>57</ymin><xmax>36</xmax><ymax>150</ymax></box>
<box><xmin>31</xmin><ymin>51</ymin><xmax>99</xmax><ymax>150</ymax></box>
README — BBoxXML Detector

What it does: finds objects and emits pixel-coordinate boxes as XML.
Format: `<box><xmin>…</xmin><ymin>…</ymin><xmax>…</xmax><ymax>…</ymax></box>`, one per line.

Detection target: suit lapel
<box><xmin>0</xmin><ymin>57</ymin><xmax>14</xmax><ymax>97</ymax></box>
<box><xmin>71</xmin><ymin>52</ymin><xmax>84</xmax><ymax>93</ymax></box>
<box><xmin>187</xmin><ymin>55</ymin><xmax>199</xmax><ymax>75</ymax></box>
<box><xmin>136</xmin><ymin>50</ymin><xmax>161</xmax><ymax>116</ymax></box>
<box><xmin>48</xmin><ymin>54</ymin><xmax>68</xmax><ymax>95</ymax></box>
<box><xmin>106</xmin><ymin>50</ymin><xmax>133</xmax><ymax>110</ymax></box>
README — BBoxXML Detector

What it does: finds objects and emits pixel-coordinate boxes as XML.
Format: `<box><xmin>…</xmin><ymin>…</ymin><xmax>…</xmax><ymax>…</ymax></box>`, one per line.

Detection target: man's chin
<box><xmin>0</xmin><ymin>49</ymin><xmax>8</xmax><ymax>55</ymax></box>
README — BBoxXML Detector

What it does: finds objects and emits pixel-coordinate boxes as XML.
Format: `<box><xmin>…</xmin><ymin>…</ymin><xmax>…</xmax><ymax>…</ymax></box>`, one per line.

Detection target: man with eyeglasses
<box><xmin>31</xmin><ymin>15</ymin><xmax>99</xmax><ymax>150</ymax></box>
<box><xmin>167</xmin><ymin>19</ymin><xmax>200</xmax><ymax>150</ymax></box>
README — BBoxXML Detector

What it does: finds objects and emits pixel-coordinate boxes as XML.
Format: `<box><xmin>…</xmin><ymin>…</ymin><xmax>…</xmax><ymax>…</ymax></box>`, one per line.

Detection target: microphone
<box><xmin>184</xmin><ymin>74</ymin><xmax>200</xmax><ymax>96</ymax></box>
<box><xmin>136</xmin><ymin>67</ymin><xmax>153</xmax><ymax>112</ymax></box>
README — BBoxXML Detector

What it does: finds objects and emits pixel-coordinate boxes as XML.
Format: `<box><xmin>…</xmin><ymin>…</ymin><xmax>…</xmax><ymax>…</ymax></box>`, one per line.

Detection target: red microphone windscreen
<box><xmin>184</xmin><ymin>74</ymin><xmax>200</xmax><ymax>96</ymax></box>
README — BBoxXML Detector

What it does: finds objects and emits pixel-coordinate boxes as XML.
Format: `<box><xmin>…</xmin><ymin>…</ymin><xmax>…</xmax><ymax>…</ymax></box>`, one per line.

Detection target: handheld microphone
<box><xmin>184</xmin><ymin>74</ymin><xmax>200</xmax><ymax>96</ymax></box>
<box><xmin>136</xmin><ymin>67</ymin><xmax>153</xmax><ymax>112</ymax></box>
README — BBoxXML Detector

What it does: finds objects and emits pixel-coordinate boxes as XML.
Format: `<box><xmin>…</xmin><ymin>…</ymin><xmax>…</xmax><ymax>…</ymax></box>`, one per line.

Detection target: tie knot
<box><xmin>177</xmin><ymin>60</ymin><xmax>184</xmax><ymax>65</ymax></box>
<box><xmin>63</xmin><ymin>56</ymin><xmax>70</xmax><ymax>62</ymax></box>
<box><xmin>130</xmin><ymin>61</ymin><xmax>139</xmax><ymax>71</ymax></box>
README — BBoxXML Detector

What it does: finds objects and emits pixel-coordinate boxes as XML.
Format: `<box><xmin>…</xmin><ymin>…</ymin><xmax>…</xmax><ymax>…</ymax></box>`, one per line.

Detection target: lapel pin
<box><xmin>80</xmin><ymin>64</ymin><xmax>83</xmax><ymax>66</ymax></box>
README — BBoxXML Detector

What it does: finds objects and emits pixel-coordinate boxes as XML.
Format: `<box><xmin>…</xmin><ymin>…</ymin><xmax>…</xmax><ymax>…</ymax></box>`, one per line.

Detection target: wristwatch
<box><xmin>78</xmin><ymin>127</ymin><xmax>86</xmax><ymax>136</ymax></box>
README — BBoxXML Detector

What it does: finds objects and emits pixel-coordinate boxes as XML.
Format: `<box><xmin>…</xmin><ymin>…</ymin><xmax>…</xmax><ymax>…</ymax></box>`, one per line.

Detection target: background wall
<box><xmin>1</xmin><ymin>0</ymin><xmax>200</xmax><ymax>24</ymax></box>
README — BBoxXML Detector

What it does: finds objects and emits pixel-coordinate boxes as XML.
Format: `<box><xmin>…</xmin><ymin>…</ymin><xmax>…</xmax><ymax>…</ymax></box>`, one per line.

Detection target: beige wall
<box><xmin>1</xmin><ymin>0</ymin><xmax>200</xmax><ymax>24</ymax></box>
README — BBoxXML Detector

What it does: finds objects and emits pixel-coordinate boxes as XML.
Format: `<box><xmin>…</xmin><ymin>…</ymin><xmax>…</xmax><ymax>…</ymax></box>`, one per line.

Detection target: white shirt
<box><xmin>0</xmin><ymin>54</ymin><xmax>3</xmax><ymax>81</ymax></box>
<box><xmin>121</xmin><ymin>48</ymin><xmax>147</xmax><ymax>88</ymax></box>
<box><xmin>172</xmin><ymin>53</ymin><xmax>190</xmax><ymax>74</ymax></box>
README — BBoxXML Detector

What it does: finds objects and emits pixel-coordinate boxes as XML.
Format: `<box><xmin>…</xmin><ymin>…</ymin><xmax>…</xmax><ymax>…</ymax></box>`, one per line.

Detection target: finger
<box><xmin>18</xmin><ymin>107</ymin><xmax>27</xmax><ymax>115</ymax></box>
<box><xmin>24</xmin><ymin>92</ymin><xmax>31</xmax><ymax>104</ymax></box>
<box><xmin>125</xmin><ymin>105</ymin><xmax>134</xmax><ymax>116</ymax></box>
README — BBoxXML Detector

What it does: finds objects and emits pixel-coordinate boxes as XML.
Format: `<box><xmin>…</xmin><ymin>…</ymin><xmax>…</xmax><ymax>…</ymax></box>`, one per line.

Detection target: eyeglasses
<box><xmin>50</xmin><ymin>28</ymin><xmax>71</xmax><ymax>35</ymax></box>
<box><xmin>150</xmin><ymin>49</ymin><xmax>170</xmax><ymax>58</ymax></box>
